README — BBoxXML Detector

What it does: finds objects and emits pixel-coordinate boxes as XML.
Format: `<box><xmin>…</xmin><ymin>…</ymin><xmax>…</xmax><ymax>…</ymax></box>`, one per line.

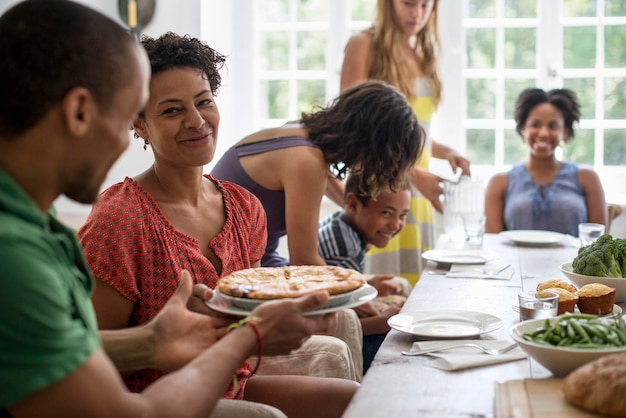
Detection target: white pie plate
<box><xmin>387</xmin><ymin>310</ymin><xmax>503</xmax><ymax>339</ymax></box>
<box><xmin>214</xmin><ymin>284</ymin><xmax>365</xmax><ymax>310</ymax></box>
<box><xmin>422</xmin><ymin>249</ymin><xmax>500</xmax><ymax>265</ymax></box>
<box><xmin>206</xmin><ymin>284</ymin><xmax>377</xmax><ymax>317</ymax></box>
<box><xmin>499</xmin><ymin>230</ymin><xmax>570</xmax><ymax>246</ymax></box>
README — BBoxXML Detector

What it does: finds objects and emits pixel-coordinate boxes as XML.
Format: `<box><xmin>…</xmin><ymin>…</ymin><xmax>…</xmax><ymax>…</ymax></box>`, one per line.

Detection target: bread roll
<box><xmin>563</xmin><ymin>352</ymin><xmax>626</xmax><ymax>417</ymax></box>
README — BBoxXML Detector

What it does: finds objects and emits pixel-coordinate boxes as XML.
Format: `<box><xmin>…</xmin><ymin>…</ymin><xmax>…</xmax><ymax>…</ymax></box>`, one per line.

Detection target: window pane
<box><xmin>563</xmin><ymin>78</ymin><xmax>595</xmax><ymax>119</ymax></box>
<box><xmin>563</xmin><ymin>0</ymin><xmax>597</xmax><ymax>17</ymax></box>
<box><xmin>563</xmin><ymin>27</ymin><xmax>596</xmax><ymax>68</ymax></box>
<box><xmin>505</xmin><ymin>28</ymin><xmax>536</xmax><ymax>69</ymax></box>
<box><xmin>605</xmin><ymin>129</ymin><xmax>626</xmax><ymax>165</ymax></box>
<box><xmin>297</xmin><ymin>80</ymin><xmax>326</xmax><ymax>115</ymax></box>
<box><xmin>503</xmin><ymin>129</ymin><xmax>527</xmax><ymax>165</ymax></box>
<box><xmin>297</xmin><ymin>0</ymin><xmax>327</xmax><ymax>21</ymax></box>
<box><xmin>260</xmin><ymin>80</ymin><xmax>289</xmax><ymax>119</ymax></box>
<box><xmin>504</xmin><ymin>0</ymin><xmax>536</xmax><ymax>18</ymax></box>
<box><xmin>605</xmin><ymin>25</ymin><xmax>626</xmax><ymax>68</ymax></box>
<box><xmin>297</xmin><ymin>31</ymin><xmax>326</xmax><ymax>70</ymax></box>
<box><xmin>604</xmin><ymin>77</ymin><xmax>626</xmax><ymax>119</ymax></box>
<box><xmin>562</xmin><ymin>129</ymin><xmax>594</xmax><ymax>164</ymax></box>
<box><xmin>351</xmin><ymin>0</ymin><xmax>376</xmax><ymax>20</ymax></box>
<box><xmin>466</xmin><ymin>129</ymin><xmax>495</xmax><ymax>164</ymax></box>
<box><xmin>259</xmin><ymin>0</ymin><xmax>289</xmax><ymax>22</ymax></box>
<box><xmin>260</xmin><ymin>32</ymin><xmax>289</xmax><ymax>71</ymax></box>
<box><xmin>505</xmin><ymin>79</ymin><xmax>536</xmax><ymax>118</ymax></box>
<box><xmin>605</xmin><ymin>0</ymin><xmax>626</xmax><ymax>16</ymax></box>
<box><xmin>466</xmin><ymin>0</ymin><xmax>495</xmax><ymax>18</ymax></box>
<box><xmin>466</xmin><ymin>28</ymin><xmax>496</xmax><ymax>69</ymax></box>
<box><xmin>467</xmin><ymin>79</ymin><xmax>496</xmax><ymax>118</ymax></box>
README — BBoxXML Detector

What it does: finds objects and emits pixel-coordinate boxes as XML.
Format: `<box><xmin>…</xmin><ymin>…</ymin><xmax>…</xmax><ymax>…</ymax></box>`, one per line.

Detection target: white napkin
<box><xmin>408</xmin><ymin>339</ymin><xmax>527</xmax><ymax>371</ymax></box>
<box><xmin>446</xmin><ymin>263</ymin><xmax>514</xmax><ymax>280</ymax></box>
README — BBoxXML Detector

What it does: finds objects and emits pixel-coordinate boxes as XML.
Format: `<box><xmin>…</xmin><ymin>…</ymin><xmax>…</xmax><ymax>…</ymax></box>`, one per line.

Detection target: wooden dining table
<box><xmin>342</xmin><ymin>232</ymin><xmax>626</xmax><ymax>418</ymax></box>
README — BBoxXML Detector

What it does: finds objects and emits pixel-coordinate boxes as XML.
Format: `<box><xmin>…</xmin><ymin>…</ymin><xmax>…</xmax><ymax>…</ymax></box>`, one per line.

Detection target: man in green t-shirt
<box><xmin>0</xmin><ymin>1</ymin><xmax>355</xmax><ymax>417</ymax></box>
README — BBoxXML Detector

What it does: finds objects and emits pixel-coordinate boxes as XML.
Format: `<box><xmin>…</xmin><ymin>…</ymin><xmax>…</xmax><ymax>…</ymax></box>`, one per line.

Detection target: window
<box><xmin>205</xmin><ymin>0</ymin><xmax>626</xmax><ymax>200</ymax></box>
<box><xmin>253</xmin><ymin>0</ymin><xmax>375</xmax><ymax>128</ymax></box>
<box><xmin>460</xmin><ymin>0</ymin><xmax>626</xmax><ymax>200</ymax></box>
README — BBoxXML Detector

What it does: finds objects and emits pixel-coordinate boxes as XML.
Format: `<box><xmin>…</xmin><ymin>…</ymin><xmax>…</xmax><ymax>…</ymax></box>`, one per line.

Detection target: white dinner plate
<box><xmin>206</xmin><ymin>283</ymin><xmax>378</xmax><ymax>317</ymax></box>
<box><xmin>387</xmin><ymin>310</ymin><xmax>503</xmax><ymax>338</ymax></box>
<box><xmin>421</xmin><ymin>249</ymin><xmax>500</xmax><ymax>265</ymax></box>
<box><xmin>499</xmin><ymin>230</ymin><xmax>570</xmax><ymax>246</ymax></box>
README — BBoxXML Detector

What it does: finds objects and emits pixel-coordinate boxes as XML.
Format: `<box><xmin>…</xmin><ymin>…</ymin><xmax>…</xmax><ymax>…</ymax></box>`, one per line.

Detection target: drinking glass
<box><xmin>578</xmin><ymin>223</ymin><xmax>605</xmax><ymax>247</ymax></box>
<box><xmin>517</xmin><ymin>290</ymin><xmax>558</xmax><ymax>321</ymax></box>
<box><xmin>462</xmin><ymin>214</ymin><xmax>486</xmax><ymax>248</ymax></box>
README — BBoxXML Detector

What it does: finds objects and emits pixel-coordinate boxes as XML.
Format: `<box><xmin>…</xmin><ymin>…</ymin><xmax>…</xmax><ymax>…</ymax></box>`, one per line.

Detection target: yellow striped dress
<box><xmin>364</xmin><ymin>78</ymin><xmax>435</xmax><ymax>286</ymax></box>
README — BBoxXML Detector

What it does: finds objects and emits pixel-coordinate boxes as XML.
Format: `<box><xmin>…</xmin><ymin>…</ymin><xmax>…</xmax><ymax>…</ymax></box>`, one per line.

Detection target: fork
<box><xmin>455</xmin><ymin>264</ymin><xmax>511</xmax><ymax>276</ymax></box>
<box><xmin>402</xmin><ymin>342</ymin><xmax>517</xmax><ymax>356</ymax></box>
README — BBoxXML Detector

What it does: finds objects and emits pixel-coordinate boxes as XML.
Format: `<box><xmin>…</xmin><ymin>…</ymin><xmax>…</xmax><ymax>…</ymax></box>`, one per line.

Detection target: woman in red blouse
<box><xmin>78</xmin><ymin>32</ymin><xmax>358</xmax><ymax>418</ymax></box>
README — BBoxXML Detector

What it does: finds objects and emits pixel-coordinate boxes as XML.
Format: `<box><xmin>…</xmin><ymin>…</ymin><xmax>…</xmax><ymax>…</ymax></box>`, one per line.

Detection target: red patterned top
<box><xmin>78</xmin><ymin>175</ymin><xmax>267</xmax><ymax>397</ymax></box>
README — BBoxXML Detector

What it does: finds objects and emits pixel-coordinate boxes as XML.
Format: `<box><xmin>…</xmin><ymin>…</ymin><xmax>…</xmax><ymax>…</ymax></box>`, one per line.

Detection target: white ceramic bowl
<box><xmin>510</xmin><ymin>317</ymin><xmax>626</xmax><ymax>377</ymax></box>
<box><xmin>559</xmin><ymin>262</ymin><xmax>626</xmax><ymax>303</ymax></box>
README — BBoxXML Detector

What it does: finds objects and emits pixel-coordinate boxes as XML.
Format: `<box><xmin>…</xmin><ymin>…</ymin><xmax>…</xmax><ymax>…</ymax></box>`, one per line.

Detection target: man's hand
<box><xmin>149</xmin><ymin>270</ymin><xmax>236</xmax><ymax>371</ymax></box>
<box><xmin>250</xmin><ymin>291</ymin><xmax>339</xmax><ymax>356</ymax></box>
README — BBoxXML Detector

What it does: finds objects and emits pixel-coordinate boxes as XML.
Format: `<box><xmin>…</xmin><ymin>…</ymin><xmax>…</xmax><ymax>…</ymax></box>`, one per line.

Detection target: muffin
<box><xmin>576</xmin><ymin>283</ymin><xmax>616</xmax><ymax>315</ymax></box>
<box><xmin>536</xmin><ymin>279</ymin><xmax>578</xmax><ymax>294</ymax></box>
<box><xmin>542</xmin><ymin>287</ymin><xmax>579</xmax><ymax>315</ymax></box>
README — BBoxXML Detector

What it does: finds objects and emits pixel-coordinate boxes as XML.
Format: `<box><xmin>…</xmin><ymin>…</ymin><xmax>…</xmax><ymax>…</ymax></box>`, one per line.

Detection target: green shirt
<box><xmin>0</xmin><ymin>167</ymin><xmax>101</xmax><ymax>408</ymax></box>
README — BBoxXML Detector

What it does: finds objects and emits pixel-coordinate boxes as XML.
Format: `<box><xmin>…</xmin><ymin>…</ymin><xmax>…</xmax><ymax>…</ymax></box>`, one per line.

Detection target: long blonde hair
<box><xmin>367</xmin><ymin>0</ymin><xmax>441</xmax><ymax>106</ymax></box>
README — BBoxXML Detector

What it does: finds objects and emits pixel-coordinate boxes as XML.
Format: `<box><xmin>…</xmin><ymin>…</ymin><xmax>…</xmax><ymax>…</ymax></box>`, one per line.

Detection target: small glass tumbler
<box><xmin>462</xmin><ymin>214</ymin><xmax>486</xmax><ymax>248</ymax></box>
<box><xmin>578</xmin><ymin>223</ymin><xmax>605</xmax><ymax>247</ymax></box>
<box><xmin>518</xmin><ymin>290</ymin><xmax>559</xmax><ymax>321</ymax></box>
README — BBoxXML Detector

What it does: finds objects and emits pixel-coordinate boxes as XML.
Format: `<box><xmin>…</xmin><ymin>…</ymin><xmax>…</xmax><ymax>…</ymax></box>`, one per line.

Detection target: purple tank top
<box><xmin>211</xmin><ymin>137</ymin><xmax>319</xmax><ymax>266</ymax></box>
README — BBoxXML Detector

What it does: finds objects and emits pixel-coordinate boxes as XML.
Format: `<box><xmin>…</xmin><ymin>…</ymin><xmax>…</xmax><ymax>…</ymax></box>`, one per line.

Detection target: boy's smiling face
<box><xmin>346</xmin><ymin>188</ymin><xmax>411</xmax><ymax>248</ymax></box>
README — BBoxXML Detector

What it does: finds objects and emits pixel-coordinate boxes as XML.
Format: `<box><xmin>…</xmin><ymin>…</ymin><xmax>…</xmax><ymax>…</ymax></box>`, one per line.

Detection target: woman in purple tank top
<box><xmin>212</xmin><ymin>81</ymin><xmax>424</xmax><ymax>266</ymax></box>
<box><xmin>485</xmin><ymin>88</ymin><xmax>607</xmax><ymax>235</ymax></box>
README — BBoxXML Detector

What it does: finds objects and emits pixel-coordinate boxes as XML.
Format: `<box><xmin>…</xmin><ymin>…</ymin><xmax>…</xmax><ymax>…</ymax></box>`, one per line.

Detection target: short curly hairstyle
<box><xmin>345</xmin><ymin>171</ymin><xmax>410</xmax><ymax>206</ymax></box>
<box><xmin>0</xmin><ymin>0</ymin><xmax>137</xmax><ymax>138</ymax></box>
<box><xmin>514</xmin><ymin>88</ymin><xmax>581</xmax><ymax>143</ymax></box>
<box><xmin>301</xmin><ymin>81</ymin><xmax>423</xmax><ymax>197</ymax></box>
<box><xmin>140</xmin><ymin>32</ymin><xmax>226</xmax><ymax>95</ymax></box>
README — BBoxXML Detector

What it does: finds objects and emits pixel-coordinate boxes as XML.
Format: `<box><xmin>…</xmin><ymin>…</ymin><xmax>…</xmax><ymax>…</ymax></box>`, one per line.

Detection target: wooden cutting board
<box><xmin>495</xmin><ymin>378</ymin><xmax>602</xmax><ymax>418</ymax></box>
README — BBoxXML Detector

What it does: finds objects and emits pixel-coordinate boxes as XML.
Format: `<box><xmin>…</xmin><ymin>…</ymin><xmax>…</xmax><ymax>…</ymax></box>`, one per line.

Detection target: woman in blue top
<box><xmin>485</xmin><ymin>88</ymin><xmax>607</xmax><ymax>237</ymax></box>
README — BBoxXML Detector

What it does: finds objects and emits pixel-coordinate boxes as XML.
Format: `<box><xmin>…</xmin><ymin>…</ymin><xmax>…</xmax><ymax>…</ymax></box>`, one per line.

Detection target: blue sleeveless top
<box><xmin>211</xmin><ymin>137</ymin><xmax>320</xmax><ymax>266</ymax></box>
<box><xmin>503</xmin><ymin>162</ymin><xmax>587</xmax><ymax>237</ymax></box>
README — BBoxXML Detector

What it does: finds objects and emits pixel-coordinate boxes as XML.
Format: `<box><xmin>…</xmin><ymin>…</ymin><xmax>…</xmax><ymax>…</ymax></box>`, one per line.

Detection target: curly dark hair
<box><xmin>0</xmin><ymin>0</ymin><xmax>137</xmax><ymax>138</ymax></box>
<box><xmin>345</xmin><ymin>171</ymin><xmax>410</xmax><ymax>206</ymax></box>
<box><xmin>514</xmin><ymin>88</ymin><xmax>581</xmax><ymax>143</ymax></box>
<box><xmin>301</xmin><ymin>81</ymin><xmax>423</xmax><ymax>197</ymax></box>
<box><xmin>140</xmin><ymin>32</ymin><xmax>226</xmax><ymax>95</ymax></box>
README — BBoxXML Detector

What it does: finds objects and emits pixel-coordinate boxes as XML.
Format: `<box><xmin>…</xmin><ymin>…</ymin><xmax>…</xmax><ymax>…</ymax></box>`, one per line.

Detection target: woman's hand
<box><xmin>409</xmin><ymin>166</ymin><xmax>445</xmax><ymax>213</ymax></box>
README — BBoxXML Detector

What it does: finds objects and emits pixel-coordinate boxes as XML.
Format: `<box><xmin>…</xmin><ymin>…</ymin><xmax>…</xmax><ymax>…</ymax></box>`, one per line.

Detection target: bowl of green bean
<box><xmin>510</xmin><ymin>313</ymin><xmax>626</xmax><ymax>377</ymax></box>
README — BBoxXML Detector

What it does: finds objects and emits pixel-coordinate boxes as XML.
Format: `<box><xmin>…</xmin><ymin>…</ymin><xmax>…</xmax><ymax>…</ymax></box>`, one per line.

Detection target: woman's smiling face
<box><xmin>521</xmin><ymin>102</ymin><xmax>567</xmax><ymax>158</ymax></box>
<box><xmin>135</xmin><ymin>67</ymin><xmax>220</xmax><ymax>168</ymax></box>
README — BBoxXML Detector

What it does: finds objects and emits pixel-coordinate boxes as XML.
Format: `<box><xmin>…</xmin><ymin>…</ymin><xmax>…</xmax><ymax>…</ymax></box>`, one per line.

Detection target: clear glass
<box><xmin>518</xmin><ymin>291</ymin><xmax>559</xmax><ymax>321</ymax></box>
<box><xmin>579</xmin><ymin>223</ymin><xmax>605</xmax><ymax>246</ymax></box>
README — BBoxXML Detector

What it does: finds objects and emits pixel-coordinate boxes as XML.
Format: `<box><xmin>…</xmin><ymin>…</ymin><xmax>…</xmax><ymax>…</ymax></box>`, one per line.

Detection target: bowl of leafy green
<box><xmin>560</xmin><ymin>234</ymin><xmax>626</xmax><ymax>302</ymax></box>
<box><xmin>510</xmin><ymin>313</ymin><xmax>626</xmax><ymax>377</ymax></box>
